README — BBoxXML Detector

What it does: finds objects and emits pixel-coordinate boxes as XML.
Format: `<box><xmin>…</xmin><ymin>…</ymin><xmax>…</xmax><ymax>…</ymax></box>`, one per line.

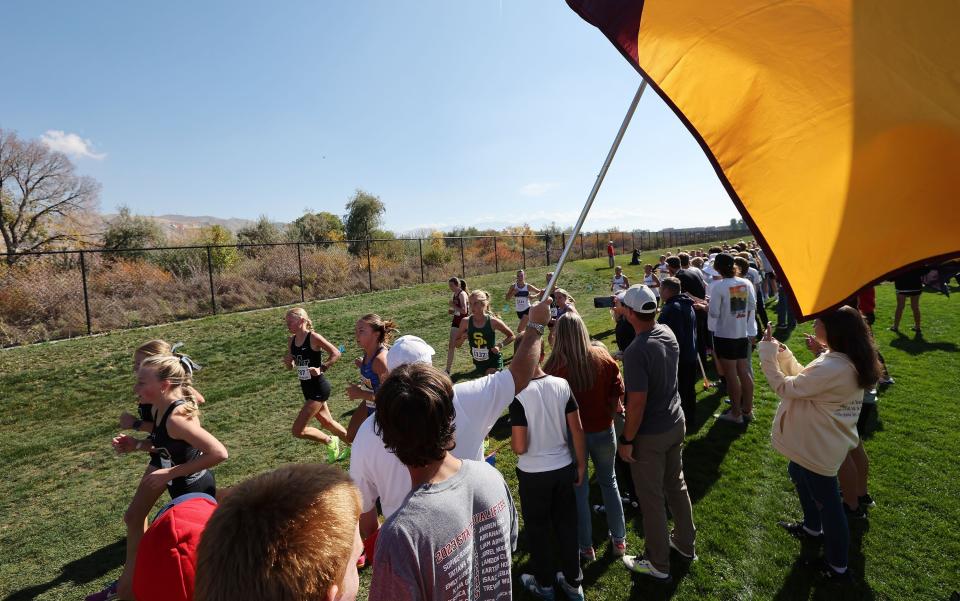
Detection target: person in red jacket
<box><xmin>607</xmin><ymin>241</ymin><xmax>616</xmax><ymax>269</ymax></box>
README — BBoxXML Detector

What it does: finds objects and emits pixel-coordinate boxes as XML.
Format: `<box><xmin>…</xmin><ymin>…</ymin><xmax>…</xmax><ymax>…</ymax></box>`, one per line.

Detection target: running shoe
<box><xmin>520</xmin><ymin>574</ymin><xmax>555</xmax><ymax>600</ymax></box>
<box><xmin>555</xmin><ymin>572</ymin><xmax>586</xmax><ymax>601</ymax></box>
<box><xmin>325</xmin><ymin>436</ymin><xmax>342</xmax><ymax>463</ymax></box>
<box><xmin>622</xmin><ymin>555</ymin><xmax>672</xmax><ymax>582</ymax></box>
<box><xmin>716</xmin><ymin>412</ymin><xmax>744</xmax><ymax>424</ymax></box>
<box><xmin>879</xmin><ymin>375</ymin><xmax>895</xmax><ymax>385</ymax></box>
<box><xmin>844</xmin><ymin>503</ymin><xmax>867</xmax><ymax>520</ymax></box>
<box><xmin>859</xmin><ymin>493</ymin><xmax>876</xmax><ymax>508</ymax></box>
<box><xmin>810</xmin><ymin>558</ymin><xmax>854</xmax><ymax>584</ymax></box>
<box><xmin>611</xmin><ymin>537</ymin><xmax>627</xmax><ymax>557</ymax></box>
<box><xmin>579</xmin><ymin>546</ymin><xmax>596</xmax><ymax>562</ymax></box>
<box><xmin>777</xmin><ymin>520</ymin><xmax>822</xmax><ymax>541</ymax></box>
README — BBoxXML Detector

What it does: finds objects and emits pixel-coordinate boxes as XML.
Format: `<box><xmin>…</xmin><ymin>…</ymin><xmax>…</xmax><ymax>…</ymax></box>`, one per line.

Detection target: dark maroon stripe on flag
<box><xmin>565</xmin><ymin>0</ymin><xmax>644</xmax><ymax>68</ymax></box>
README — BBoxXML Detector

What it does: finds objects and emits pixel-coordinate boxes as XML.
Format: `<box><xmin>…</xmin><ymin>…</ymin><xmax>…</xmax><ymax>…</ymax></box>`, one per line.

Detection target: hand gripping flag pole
<box><xmin>542</xmin><ymin>79</ymin><xmax>647</xmax><ymax>302</ymax></box>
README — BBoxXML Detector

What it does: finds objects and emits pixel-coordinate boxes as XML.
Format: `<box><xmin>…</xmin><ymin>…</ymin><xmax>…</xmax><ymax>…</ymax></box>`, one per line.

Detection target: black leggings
<box><xmin>516</xmin><ymin>464</ymin><xmax>582</xmax><ymax>588</ymax></box>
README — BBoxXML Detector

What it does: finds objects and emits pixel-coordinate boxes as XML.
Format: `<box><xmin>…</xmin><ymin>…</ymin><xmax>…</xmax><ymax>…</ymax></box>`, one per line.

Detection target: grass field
<box><xmin>1</xmin><ymin>243</ymin><xmax>958</xmax><ymax>601</ymax></box>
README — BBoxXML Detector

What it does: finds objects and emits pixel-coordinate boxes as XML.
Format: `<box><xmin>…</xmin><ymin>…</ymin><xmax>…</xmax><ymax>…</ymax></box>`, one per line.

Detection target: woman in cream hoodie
<box><xmin>758</xmin><ymin>306</ymin><xmax>881</xmax><ymax>582</ymax></box>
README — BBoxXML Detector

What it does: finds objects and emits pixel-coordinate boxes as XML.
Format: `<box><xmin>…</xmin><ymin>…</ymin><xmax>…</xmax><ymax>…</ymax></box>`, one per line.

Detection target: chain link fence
<box><xmin>0</xmin><ymin>227</ymin><xmax>748</xmax><ymax>346</ymax></box>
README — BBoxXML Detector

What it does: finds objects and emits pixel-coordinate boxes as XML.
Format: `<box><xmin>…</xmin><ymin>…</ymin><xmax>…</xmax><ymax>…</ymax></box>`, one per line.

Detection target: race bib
<box><xmin>515</xmin><ymin>296</ymin><xmax>530</xmax><ymax>311</ymax></box>
<box><xmin>297</xmin><ymin>364</ymin><xmax>311</xmax><ymax>380</ymax></box>
<box><xmin>472</xmin><ymin>347</ymin><xmax>490</xmax><ymax>361</ymax></box>
<box><xmin>550</xmin><ymin>306</ymin><xmax>559</xmax><ymax>318</ymax></box>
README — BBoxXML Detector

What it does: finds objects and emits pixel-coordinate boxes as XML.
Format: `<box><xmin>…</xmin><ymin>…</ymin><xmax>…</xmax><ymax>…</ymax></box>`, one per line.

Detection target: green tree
<box><xmin>237</xmin><ymin>215</ymin><xmax>282</xmax><ymax>247</ymax></box>
<box><xmin>288</xmin><ymin>211</ymin><xmax>344</xmax><ymax>246</ymax></box>
<box><xmin>343</xmin><ymin>189</ymin><xmax>385</xmax><ymax>254</ymax></box>
<box><xmin>101</xmin><ymin>206</ymin><xmax>166</xmax><ymax>259</ymax></box>
<box><xmin>197</xmin><ymin>224</ymin><xmax>238</xmax><ymax>270</ymax></box>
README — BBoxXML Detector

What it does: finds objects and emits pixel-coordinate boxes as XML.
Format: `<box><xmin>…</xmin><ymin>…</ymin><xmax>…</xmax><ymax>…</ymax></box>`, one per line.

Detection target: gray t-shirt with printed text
<box><xmin>368</xmin><ymin>459</ymin><xmax>519</xmax><ymax>601</ymax></box>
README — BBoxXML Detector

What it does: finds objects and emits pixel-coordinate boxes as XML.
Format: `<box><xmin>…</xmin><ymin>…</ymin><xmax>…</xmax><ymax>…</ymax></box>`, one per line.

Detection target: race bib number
<box><xmin>550</xmin><ymin>306</ymin><xmax>559</xmax><ymax>318</ymax></box>
<box><xmin>515</xmin><ymin>296</ymin><xmax>530</xmax><ymax>311</ymax></box>
<box><xmin>472</xmin><ymin>347</ymin><xmax>490</xmax><ymax>362</ymax></box>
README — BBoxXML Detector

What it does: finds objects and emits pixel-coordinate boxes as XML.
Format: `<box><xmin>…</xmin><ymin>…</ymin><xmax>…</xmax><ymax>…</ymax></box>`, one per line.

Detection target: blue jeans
<box><xmin>777</xmin><ymin>288</ymin><xmax>796</xmax><ymax>327</ymax></box>
<box><xmin>574</xmin><ymin>427</ymin><xmax>627</xmax><ymax>549</ymax></box>
<box><xmin>787</xmin><ymin>461</ymin><xmax>849</xmax><ymax>569</ymax></box>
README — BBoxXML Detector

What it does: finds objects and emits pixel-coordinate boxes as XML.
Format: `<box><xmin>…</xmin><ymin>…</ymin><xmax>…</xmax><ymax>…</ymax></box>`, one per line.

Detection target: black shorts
<box><xmin>863</xmin><ymin>311</ymin><xmax>876</xmax><ymax>326</ymax></box>
<box><xmin>300</xmin><ymin>374</ymin><xmax>332</xmax><ymax>402</ymax></box>
<box><xmin>167</xmin><ymin>469</ymin><xmax>216</xmax><ymax>500</ymax></box>
<box><xmin>896</xmin><ymin>289</ymin><xmax>922</xmax><ymax>297</ymax></box>
<box><xmin>452</xmin><ymin>315</ymin><xmax>464</xmax><ymax>328</ymax></box>
<box><xmin>713</xmin><ymin>336</ymin><xmax>750</xmax><ymax>360</ymax></box>
<box><xmin>516</xmin><ymin>308</ymin><xmax>530</xmax><ymax>319</ymax></box>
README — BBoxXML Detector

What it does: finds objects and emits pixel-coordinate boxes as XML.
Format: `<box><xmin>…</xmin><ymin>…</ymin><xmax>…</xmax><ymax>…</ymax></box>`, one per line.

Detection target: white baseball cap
<box><xmin>621</xmin><ymin>284</ymin><xmax>658</xmax><ymax>314</ymax></box>
<box><xmin>386</xmin><ymin>335</ymin><xmax>436</xmax><ymax>372</ymax></box>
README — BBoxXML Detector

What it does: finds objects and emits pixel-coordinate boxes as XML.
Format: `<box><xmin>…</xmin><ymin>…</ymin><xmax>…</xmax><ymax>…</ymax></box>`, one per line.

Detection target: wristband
<box><xmin>526</xmin><ymin>322</ymin><xmax>545</xmax><ymax>336</ymax></box>
<box><xmin>618</xmin><ymin>434</ymin><xmax>635</xmax><ymax>445</ymax></box>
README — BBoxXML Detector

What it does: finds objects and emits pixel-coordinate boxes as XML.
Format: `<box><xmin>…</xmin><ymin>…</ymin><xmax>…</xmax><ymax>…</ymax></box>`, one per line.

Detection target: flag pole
<box><xmin>542</xmin><ymin>79</ymin><xmax>647</xmax><ymax>301</ymax></box>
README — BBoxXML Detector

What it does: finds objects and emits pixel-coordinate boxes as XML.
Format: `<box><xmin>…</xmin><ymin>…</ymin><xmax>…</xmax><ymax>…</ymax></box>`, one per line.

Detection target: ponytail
<box><xmin>460</xmin><ymin>279</ymin><xmax>467</xmax><ymax>293</ymax></box>
<box><xmin>360</xmin><ymin>314</ymin><xmax>399</xmax><ymax>345</ymax></box>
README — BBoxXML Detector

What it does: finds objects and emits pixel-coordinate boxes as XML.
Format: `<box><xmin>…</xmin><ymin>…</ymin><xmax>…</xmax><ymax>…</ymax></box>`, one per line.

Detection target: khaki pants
<box><xmin>629</xmin><ymin>420</ymin><xmax>696</xmax><ymax>573</ymax></box>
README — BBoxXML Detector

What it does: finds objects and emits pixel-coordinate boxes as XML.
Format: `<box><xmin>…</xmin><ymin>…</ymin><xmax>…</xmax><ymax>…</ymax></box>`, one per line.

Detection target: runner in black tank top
<box><xmin>105</xmin><ymin>354</ymin><xmax>228</xmax><ymax>601</ymax></box>
<box><xmin>149</xmin><ymin>400</ymin><xmax>216</xmax><ymax>498</ymax></box>
<box><xmin>284</xmin><ymin>308</ymin><xmax>348</xmax><ymax>457</ymax></box>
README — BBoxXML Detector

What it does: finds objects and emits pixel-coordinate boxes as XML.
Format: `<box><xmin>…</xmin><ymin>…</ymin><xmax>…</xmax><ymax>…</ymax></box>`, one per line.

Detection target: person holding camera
<box><xmin>759</xmin><ymin>307</ymin><xmax>881</xmax><ymax>582</ymax></box>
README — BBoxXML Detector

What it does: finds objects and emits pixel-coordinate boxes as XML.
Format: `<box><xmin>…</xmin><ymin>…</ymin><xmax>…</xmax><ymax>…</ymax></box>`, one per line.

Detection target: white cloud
<box><xmin>519</xmin><ymin>182</ymin><xmax>558</xmax><ymax>197</ymax></box>
<box><xmin>40</xmin><ymin>130</ymin><xmax>106</xmax><ymax>160</ymax></box>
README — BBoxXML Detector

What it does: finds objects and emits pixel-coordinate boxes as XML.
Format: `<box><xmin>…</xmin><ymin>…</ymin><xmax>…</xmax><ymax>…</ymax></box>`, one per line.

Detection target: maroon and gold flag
<box><xmin>567</xmin><ymin>0</ymin><xmax>960</xmax><ymax>318</ymax></box>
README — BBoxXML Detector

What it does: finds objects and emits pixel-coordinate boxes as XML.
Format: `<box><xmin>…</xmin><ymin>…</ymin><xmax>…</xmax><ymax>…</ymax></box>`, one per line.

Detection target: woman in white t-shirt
<box><xmin>643</xmin><ymin>264</ymin><xmax>661</xmax><ymax>302</ymax></box>
<box><xmin>707</xmin><ymin>253</ymin><xmax>757</xmax><ymax>425</ymax></box>
<box><xmin>511</xmin><ymin>344</ymin><xmax>587</xmax><ymax>601</ymax></box>
<box><xmin>610</xmin><ymin>265</ymin><xmax>630</xmax><ymax>293</ymax></box>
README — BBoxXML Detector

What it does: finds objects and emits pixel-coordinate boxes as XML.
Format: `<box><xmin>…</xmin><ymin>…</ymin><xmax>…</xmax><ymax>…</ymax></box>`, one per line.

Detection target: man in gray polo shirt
<box><xmin>616</xmin><ymin>284</ymin><xmax>697</xmax><ymax>582</ymax></box>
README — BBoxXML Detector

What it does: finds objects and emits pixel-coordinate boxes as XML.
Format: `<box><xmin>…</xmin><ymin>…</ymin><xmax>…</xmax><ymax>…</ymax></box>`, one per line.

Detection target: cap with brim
<box><xmin>386</xmin><ymin>335</ymin><xmax>436</xmax><ymax>372</ymax></box>
<box><xmin>622</xmin><ymin>284</ymin><xmax>658</xmax><ymax>314</ymax></box>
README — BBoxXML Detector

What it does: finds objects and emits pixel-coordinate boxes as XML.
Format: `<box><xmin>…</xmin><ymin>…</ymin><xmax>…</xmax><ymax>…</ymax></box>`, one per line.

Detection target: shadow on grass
<box><xmin>2</xmin><ymin>539</ymin><xmax>125</xmax><ymax>601</ymax></box>
<box><xmin>684</xmin><ymin>413</ymin><xmax>747</xmax><ymax>504</ymax></box>
<box><xmin>772</xmin><ymin>520</ymin><xmax>874</xmax><ymax>601</ymax></box>
<box><xmin>888</xmin><ymin>333</ymin><xmax>958</xmax><ymax>355</ymax></box>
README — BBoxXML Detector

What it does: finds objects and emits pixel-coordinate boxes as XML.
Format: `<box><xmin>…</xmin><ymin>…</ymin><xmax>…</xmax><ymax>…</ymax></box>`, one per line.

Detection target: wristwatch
<box><xmin>526</xmin><ymin>322</ymin><xmax>546</xmax><ymax>336</ymax></box>
<box><xmin>618</xmin><ymin>434</ymin><xmax>635</xmax><ymax>446</ymax></box>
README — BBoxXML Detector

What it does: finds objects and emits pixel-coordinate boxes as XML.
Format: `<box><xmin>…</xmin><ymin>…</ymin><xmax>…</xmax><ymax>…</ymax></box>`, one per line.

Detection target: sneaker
<box><xmin>611</xmin><ymin>537</ymin><xmax>627</xmax><ymax>557</ymax></box>
<box><xmin>520</xmin><ymin>574</ymin><xmax>555</xmax><ymax>600</ymax></box>
<box><xmin>85</xmin><ymin>582</ymin><xmax>118</xmax><ymax>601</ymax></box>
<box><xmin>858</xmin><ymin>493</ymin><xmax>876</xmax><ymax>508</ymax></box>
<box><xmin>622</xmin><ymin>555</ymin><xmax>672</xmax><ymax>582</ymax></box>
<box><xmin>579</xmin><ymin>546</ymin><xmax>596</xmax><ymax>562</ymax></box>
<box><xmin>844</xmin><ymin>503</ymin><xmax>867</xmax><ymax>520</ymax></box>
<box><xmin>593</xmin><ymin>504</ymin><xmax>607</xmax><ymax>515</ymax></box>
<box><xmin>879</xmin><ymin>375</ymin><xmax>895</xmax><ymax>385</ymax></box>
<box><xmin>668</xmin><ymin>538</ymin><xmax>698</xmax><ymax>561</ymax></box>
<box><xmin>743</xmin><ymin>411</ymin><xmax>755</xmax><ymax>423</ymax></box>
<box><xmin>555</xmin><ymin>572</ymin><xmax>585</xmax><ymax>601</ymax></box>
<box><xmin>813</xmin><ymin>559</ymin><xmax>854</xmax><ymax>584</ymax></box>
<box><xmin>777</xmin><ymin>520</ymin><xmax>822</xmax><ymax>541</ymax></box>
<box><xmin>716</xmin><ymin>412</ymin><xmax>744</xmax><ymax>424</ymax></box>
<box><xmin>325</xmin><ymin>436</ymin><xmax>342</xmax><ymax>463</ymax></box>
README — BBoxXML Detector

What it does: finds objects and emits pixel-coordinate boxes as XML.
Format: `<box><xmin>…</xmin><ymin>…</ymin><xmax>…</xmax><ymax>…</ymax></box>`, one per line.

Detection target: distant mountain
<box><xmin>99</xmin><ymin>213</ymin><xmax>278</xmax><ymax>233</ymax></box>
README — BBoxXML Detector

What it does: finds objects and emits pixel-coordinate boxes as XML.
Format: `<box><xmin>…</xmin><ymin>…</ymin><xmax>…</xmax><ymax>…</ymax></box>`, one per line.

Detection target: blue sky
<box><xmin>1</xmin><ymin>0</ymin><xmax>738</xmax><ymax>233</ymax></box>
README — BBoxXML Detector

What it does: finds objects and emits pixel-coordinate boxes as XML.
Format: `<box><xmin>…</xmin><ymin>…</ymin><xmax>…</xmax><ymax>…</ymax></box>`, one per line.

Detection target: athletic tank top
<box><xmin>360</xmin><ymin>346</ymin><xmax>385</xmax><ymax>393</ymax></box>
<box><xmin>644</xmin><ymin>274</ymin><xmax>660</xmax><ymax>297</ymax></box>
<box><xmin>150</xmin><ymin>400</ymin><xmax>203</xmax><ymax>471</ymax></box>
<box><xmin>612</xmin><ymin>275</ymin><xmax>627</xmax><ymax>292</ymax></box>
<box><xmin>290</xmin><ymin>332</ymin><xmax>323</xmax><ymax>381</ymax></box>
<box><xmin>467</xmin><ymin>315</ymin><xmax>496</xmax><ymax>362</ymax></box>
<box><xmin>514</xmin><ymin>284</ymin><xmax>531</xmax><ymax>311</ymax></box>
<box><xmin>555</xmin><ymin>304</ymin><xmax>570</xmax><ymax>319</ymax></box>
<box><xmin>452</xmin><ymin>291</ymin><xmax>466</xmax><ymax>316</ymax></box>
